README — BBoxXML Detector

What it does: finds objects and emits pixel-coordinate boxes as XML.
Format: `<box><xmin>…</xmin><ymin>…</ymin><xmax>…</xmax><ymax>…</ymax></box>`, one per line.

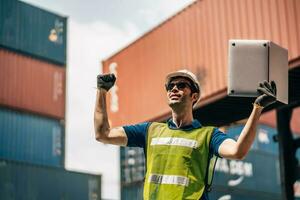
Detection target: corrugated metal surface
<box><xmin>0</xmin><ymin>107</ymin><xmax>64</xmax><ymax>167</ymax></box>
<box><xmin>259</xmin><ymin>107</ymin><xmax>300</xmax><ymax>134</ymax></box>
<box><xmin>103</xmin><ymin>0</ymin><xmax>300</xmax><ymax>126</ymax></box>
<box><xmin>0</xmin><ymin>0</ymin><xmax>67</xmax><ymax>65</ymax></box>
<box><xmin>208</xmin><ymin>186</ymin><xmax>281</xmax><ymax>200</ymax></box>
<box><xmin>214</xmin><ymin>125</ymin><xmax>281</xmax><ymax>194</ymax></box>
<box><xmin>120</xmin><ymin>147</ymin><xmax>145</xmax><ymax>200</ymax></box>
<box><xmin>120</xmin><ymin>147</ymin><xmax>145</xmax><ymax>185</ymax></box>
<box><xmin>121</xmin><ymin>183</ymin><xmax>143</xmax><ymax>200</ymax></box>
<box><xmin>0</xmin><ymin>160</ymin><xmax>101</xmax><ymax>200</ymax></box>
<box><xmin>291</xmin><ymin>107</ymin><xmax>300</xmax><ymax>134</ymax></box>
<box><xmin>224</xmin><ymin>124</ymin><xmax>278</xmax><ymax>154</ymax></box>
<box><xmin>0</xmin><ymin>48</ymin><xmax>65</xmax><ymax>119</ymax></box>
<box><xmin>120</xmin><ymin>183</ymin><xmax>280</xmax><ymax>200</ymax></box>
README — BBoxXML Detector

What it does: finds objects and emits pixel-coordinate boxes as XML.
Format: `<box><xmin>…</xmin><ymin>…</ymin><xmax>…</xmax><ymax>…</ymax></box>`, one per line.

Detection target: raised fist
<box><xmin>97</xmin><ymin>74</ymin><xmax>116</xmax><ymax>91</ymax></box>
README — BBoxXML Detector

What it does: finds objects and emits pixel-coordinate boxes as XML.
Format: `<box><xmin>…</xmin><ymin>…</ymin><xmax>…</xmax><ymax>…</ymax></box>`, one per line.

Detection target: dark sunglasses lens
<box><xmin>166</xmin><ymin>82</ymin><xmax>189</xmax><ymax>91</ymax></box>
<box><xmin>177</xmin><ymin>82</ymin><xmax>187</xmax><ymax>90</ymax></box>
<box><xmin>167</xmin><ymin>83</ymin><xmax>175</xmax><ymax>91</ymax></box>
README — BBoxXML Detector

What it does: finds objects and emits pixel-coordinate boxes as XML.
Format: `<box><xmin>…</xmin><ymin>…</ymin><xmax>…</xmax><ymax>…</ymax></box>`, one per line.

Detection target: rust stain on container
<box><xmin>0</xmin><ymin>49</ymin><xmax>65</xmax><ymax>119</ymax></box>
<box><xmin>103</xmin><ymin>0</ymin><xmax>300</xmax><ymax>127</ymax></box>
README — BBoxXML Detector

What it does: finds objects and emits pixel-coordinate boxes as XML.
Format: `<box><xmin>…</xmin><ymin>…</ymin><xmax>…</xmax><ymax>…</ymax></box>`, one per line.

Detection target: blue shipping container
<box><xmin>0</xmin><ymin>107</ymin><xmax>64</xmax><ymax>167</ymax></box>
<box><xmin>208</xmin><ymin>186</ymin><xmax>281</xmax><ymax>200</ymax></box>
<box><xmin>225</xmin><ymin>124</ymin><xmax>279</xmax><ymax>154</ymax></box>
<box><xmin>120</xmin><ymin>181</ymin><xmax>282</xmax><ymax>200</ymax></box>
<box><xmin>120</xmin><ymin>147</ymin><xmax>145</xmax><ymax>184</ymax></box>
<box><xmin>213</xmin><ymin>124</ymin><xmax>281</xmax><ymax>195</ymax></box>
<box><xmin>0</xmin><ymin>0</ymin><xmax>67</xmax><ymax>65</ymax></box>
<box><xmin>121</xmin><ymin>183</ymin><xmax>143</xmax><ymax>200</ymax></box>
<box><xmin>213</xmin><ymin>151</ymin><xmax>281</xmax><ymax>195</ymax></box>
<box><xmin>0</xmin><ymin>160</ymin><xmax>101</xmax><ymax>200</ymax></box>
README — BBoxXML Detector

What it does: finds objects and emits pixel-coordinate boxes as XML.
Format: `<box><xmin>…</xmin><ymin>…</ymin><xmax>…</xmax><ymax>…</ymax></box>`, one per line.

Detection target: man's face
<box><xmin>166</xmin><ymin>77</ymin><xmax>197</xmax><ymax>108</ymax></box>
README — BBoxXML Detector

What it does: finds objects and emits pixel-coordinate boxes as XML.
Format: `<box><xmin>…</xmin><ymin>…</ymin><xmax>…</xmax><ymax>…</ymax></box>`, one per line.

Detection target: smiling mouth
<box><xmin>170</xmin><ymin>95</ymin><xmax>180</xmax><ymax>100</ymax></box>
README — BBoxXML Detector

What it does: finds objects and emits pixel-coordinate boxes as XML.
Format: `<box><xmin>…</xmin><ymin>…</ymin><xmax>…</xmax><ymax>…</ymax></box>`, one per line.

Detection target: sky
<box><xmin>21</xmin><ymin>0</ymin><xmax>195</xmax><ymax>199</ymax></box>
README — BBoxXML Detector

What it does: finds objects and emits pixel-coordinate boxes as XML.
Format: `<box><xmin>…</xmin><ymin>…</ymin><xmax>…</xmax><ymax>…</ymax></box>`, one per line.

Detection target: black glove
<box><xmin>97</xmin><ymin>74</ymin><xmax>116</xmax><ymax>91</ymax></box>
<box><xmin>254</xmin><ymin>80</ymin><xmax>277</xmax><ymax>108</ymax></box>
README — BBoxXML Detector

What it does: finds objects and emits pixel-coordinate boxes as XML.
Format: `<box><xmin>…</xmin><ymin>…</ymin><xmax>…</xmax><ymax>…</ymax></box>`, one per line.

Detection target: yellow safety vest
<box><xmin>144</xmin><ymin>122</ymin><xmax>216</xmax><ymax>200</ymax></box>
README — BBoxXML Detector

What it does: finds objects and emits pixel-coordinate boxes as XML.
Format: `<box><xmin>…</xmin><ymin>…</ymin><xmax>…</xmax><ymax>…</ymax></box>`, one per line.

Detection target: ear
<box><xmin>191</xmin><ymin>93</ymin><xmax>199</xmax><ymax>103</ymax></box>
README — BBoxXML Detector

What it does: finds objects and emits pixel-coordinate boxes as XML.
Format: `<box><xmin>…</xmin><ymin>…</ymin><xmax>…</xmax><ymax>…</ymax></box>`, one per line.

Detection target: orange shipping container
<box><xmin>103</xmin><ymin>0</ymin><xmax>300</xmax><ymax>127</ymax></box>
<box><xmin>259</xmin><ymin>107</ymin><xmax>300</xmax><ymax>134</ymax></box>
<box><xmin>0</xmin><ymin>48</ymin><xmax>65</xmax><ymax>119</ymax></box>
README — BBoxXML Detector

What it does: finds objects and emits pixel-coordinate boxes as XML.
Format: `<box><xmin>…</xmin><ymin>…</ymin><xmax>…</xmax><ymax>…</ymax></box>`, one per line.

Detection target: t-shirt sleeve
<box><xmin>210</xmin><ymin>127</ymin><xmax>232</xmax><ymax>157</ymax></box>
<box><xmin>123</xmin><ymin>122</ymin><xmax>150</xmax><ymax>148</ymax></box>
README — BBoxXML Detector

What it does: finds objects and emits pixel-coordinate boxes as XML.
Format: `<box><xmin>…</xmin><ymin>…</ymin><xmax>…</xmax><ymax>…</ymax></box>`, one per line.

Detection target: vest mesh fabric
<box><xmin>144</xmin><ymin>122</ymin><xmax>215</xmax><ymax>200</ymax></box>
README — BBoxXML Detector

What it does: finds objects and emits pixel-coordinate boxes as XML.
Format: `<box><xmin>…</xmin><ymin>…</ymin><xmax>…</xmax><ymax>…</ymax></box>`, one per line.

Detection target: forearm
<box><xmin>219</xmin><ymin>81</ymin><xmax>276</xmax><ymax>159</ymax></box>
<box><xmin>235</xmin><ymin>104</ymin><xmax>263</xmax><ymax>158</ymax></box>
<box><xmin>94</xmin><ymin>89</ymin><xmax>110</xmax><ymax>141</ymax></box>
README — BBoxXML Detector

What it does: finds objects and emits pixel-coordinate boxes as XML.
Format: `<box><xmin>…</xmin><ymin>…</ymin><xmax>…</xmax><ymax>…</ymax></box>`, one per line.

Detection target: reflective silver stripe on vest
<box><xmin>149</xmin><ymin>174</ymin><xmax>189</xmax><ymax>186</ymax></box>
<box><xmin>150</xmin><ymin>137</ymin><xmax>198</xmax><ymax>148</ymax></box>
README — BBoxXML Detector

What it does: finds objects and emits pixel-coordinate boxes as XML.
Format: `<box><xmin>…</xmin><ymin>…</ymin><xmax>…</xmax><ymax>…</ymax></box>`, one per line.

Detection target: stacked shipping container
<box><xmin>120</xmin><ymin>147</ymin><xmax>145</xmax><ymax>199</ymax></box>
<box><xmin>0</xmin><ymin>0</ymin><xmax>66</xmax><ymax>168</ymax></box>
<box><xmin>0</xmin><ymin>0</ymin><xmax>67</xmax><ymax>65</ymax></box>
<box><xmin>0</xmin><ymin>0</ymin><xmax>101</xmax><ymax>198</ymax></box>
<box><xmin>211</xmin><ymin>124</ymin><xmax>282</xmax><ymax>200</ymax></box>
<box><xmin>0</xmin><ymin>49</ymin><xmax>66</xmax><ymax>119</ymax></box>
<box><xmin>0</xmin><ymin>160</ymin><xmax>101</xmax><ymax>200</ymax></box>
<box><xmin>0</xmin><ymin>108</ymin><xmax>64</xmax><ymax>167</ymax></box>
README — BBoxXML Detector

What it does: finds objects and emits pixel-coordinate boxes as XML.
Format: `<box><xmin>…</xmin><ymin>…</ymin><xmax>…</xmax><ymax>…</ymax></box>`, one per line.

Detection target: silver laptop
<box><xmin>227</xmin><ymin>39</ymin><xmax>288</xmax><ymax>104</ymax></box>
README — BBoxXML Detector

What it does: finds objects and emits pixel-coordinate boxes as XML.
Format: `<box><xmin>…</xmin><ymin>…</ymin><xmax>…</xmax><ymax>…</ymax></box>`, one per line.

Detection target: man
<box><xmin>94</xmin><ymin>69</ymin><xmax>277</xmax><ymax>200</ymax></box>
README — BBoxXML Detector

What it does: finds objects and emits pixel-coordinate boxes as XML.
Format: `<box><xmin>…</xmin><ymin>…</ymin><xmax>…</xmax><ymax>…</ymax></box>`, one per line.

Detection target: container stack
<box><xmin>0</xmin><ymin>0</ymin><xmax>101</xmax><ymax>199</ymax></box>
<box><xmin>211</xmin><ymin>124</ymin><xmax>282</xmax><ymax>200</ymax></box>
<box><xmin>120</xmin><ymin>147</ymin><xmax>145</xmax><ymax>199</ymax></box>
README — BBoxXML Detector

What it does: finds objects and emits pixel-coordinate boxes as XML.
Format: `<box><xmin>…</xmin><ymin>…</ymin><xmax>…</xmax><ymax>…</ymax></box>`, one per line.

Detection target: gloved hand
<box><xmin>97</xmin><ymin>74</ymin><xmax>116</xmax><ymax>91</ymax></box>
<box><xmin>254</xmin><ymin>80</ymin><xmax>277</xmax><ymax>108</ymax></box>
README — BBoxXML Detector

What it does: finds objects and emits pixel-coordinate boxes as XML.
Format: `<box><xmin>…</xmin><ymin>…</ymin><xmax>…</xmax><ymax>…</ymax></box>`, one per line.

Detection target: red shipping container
<box><xmin>0</xmin><ymin>48</ymin><xmax>65</xmax><ymax>119</ymax></box>
<box><xmin>103</xmin><ymin>0</ymin><xmax>300</xmax><ymax>127</ymax></box>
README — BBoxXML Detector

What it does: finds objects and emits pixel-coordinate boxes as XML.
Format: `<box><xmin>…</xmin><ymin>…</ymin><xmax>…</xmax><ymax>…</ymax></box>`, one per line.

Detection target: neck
<box><xmin>171</xmin><ymin>107</ymin><xmax>194</xmax><ymax>128</ymax></box>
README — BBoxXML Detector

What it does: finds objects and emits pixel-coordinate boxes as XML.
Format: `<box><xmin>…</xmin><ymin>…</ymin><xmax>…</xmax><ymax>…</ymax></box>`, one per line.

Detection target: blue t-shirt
<box><xmin>123</xmin><ymin>119</ymin><xmax>230</xmax><ymax>200</ymax></box>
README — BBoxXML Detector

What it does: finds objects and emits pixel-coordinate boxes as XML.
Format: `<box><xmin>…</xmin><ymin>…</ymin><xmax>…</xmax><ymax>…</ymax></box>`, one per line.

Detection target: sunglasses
<box><xmin>165</xmin><ymin>82</ymin><xmax>192</xmax><ymax>91</ymax></box>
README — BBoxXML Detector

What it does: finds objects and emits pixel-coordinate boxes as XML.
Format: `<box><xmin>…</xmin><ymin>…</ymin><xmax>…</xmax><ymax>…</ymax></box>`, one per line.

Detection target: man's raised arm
<box><xmin>94</xmin><ymin>74</ymin><xmax>128</xmax><ymax>146</ymax></box>
<box><xmin>218</xmin><ymin>80</ymin><xmax>277</xmax><ymax>160</ymax></box>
